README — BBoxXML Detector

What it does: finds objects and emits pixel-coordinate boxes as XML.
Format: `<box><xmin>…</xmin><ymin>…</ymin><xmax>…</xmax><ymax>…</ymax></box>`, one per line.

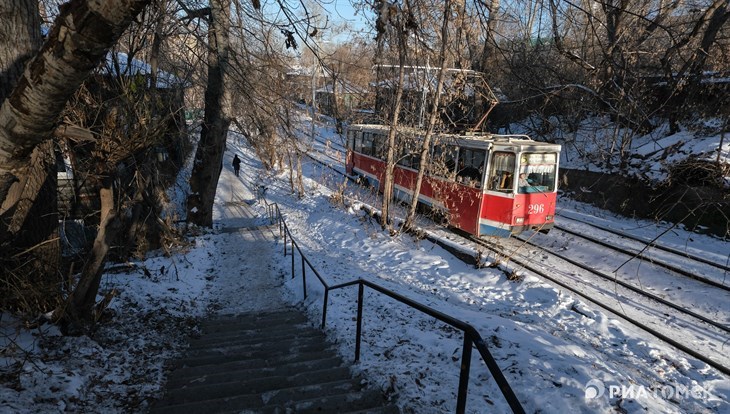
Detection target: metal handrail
<box><xmin>259</xmin><ymin>194</ymin><xmax>525</xmax><ymax>414</ymax></box>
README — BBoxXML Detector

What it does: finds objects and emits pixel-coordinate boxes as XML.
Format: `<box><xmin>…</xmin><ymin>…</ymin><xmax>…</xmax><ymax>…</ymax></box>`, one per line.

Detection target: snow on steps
<box><xmin>150</xmin><ymin>308</ymin><xmax>399</xmax><ymax>414</ymax></box>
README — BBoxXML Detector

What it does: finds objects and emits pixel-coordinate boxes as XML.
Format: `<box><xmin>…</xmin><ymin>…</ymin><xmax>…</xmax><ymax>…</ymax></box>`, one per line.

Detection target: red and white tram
<box><xmin>345</xmin><ymin>124</ymin><xmax>561</xmax><ymax>237</ymax></box>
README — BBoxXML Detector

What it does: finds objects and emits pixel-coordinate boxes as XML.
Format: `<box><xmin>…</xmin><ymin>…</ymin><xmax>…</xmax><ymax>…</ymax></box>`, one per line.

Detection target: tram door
<box><xmin>487</xmin><ymin>152</ymin><xmax>516</xmax><ymax>193</ymax></box>
<box><xmin>478</xmin><ymin>151</ymin><xmax>518</xmax><ymax>236</ymax></box>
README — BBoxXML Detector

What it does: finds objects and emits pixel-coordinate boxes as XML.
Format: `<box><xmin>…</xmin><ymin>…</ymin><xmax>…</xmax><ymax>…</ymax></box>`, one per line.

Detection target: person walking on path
<box><xmin>232</xmin><ymin>154</ymin><xmax>241</xmax><ymax>177</ymax></box>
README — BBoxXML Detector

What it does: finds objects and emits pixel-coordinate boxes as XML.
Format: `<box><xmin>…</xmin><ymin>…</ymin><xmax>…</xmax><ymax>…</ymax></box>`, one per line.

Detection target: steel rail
<box><xmin>552</xmin><ymin>223</ymin><xmax>730</xmax><ymax>291</ymax></box>
<box><xmin>556</xmin><ymin>213</ymin><xmax>730</xmax><ymax>273</ymax></box>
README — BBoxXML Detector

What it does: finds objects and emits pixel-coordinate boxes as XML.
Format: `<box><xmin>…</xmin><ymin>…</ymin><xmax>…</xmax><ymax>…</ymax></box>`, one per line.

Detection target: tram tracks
<box><xmin>515</xmin><ymin>235</ymin><xmax>730</xmax><ymax>333</ymax></box>
<box><xmin>554</xmin><ymin>213</ymin><xmax>730</xmax><ymax>290</ymax></box>
<box><xmin>557</xmin><ymin>213</ymin><xmax>730</xmax><ymax>269</ymax></box>
<box><xmin>469</xmin><ymin>234</ymin><xmax>730</xmax><ymax>376</ymax></box>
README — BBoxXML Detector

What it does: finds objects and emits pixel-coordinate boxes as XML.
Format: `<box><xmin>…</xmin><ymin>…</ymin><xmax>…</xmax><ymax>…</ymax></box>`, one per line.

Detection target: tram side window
<box><xmin>361</xmin><ymin>133</ymin><xmax>375</xmax><ymax>156</ymax></box>
<box><xmin>456</xmin><ymin>148</ymin><xmax>486</xmax><ymax>187</ymax></box>
<box><xmin>374</xmin><ymin>133</ymin><xmax>386</xmax><ymax>158</ymax></box>
<box><xmin>396</xmin><ymin>147</ymin><xmax>407</xmax><ymax>168</ymax></box>
<box><xmin>396</xmin><ymin>143</ymin><xmax>418</xmax><ymax>170</ymax></box>
<box><xmin>488</xmin><ymin>152</ymin><xmax>516</xmax><ymax>192</ymax></box>
<box><xmin>408</xmin><ymin>144</ymin><xmax>420</xmax><ymax>170</ymax></box>
<box><xmin>430</xmin><ymin>144</ymin><xmax>457</xmax><ymax>178</ymax></box>
<box><xmin>353</xmin><ymin>131</ymin><xmax>363</xmax><ymax>153</ymax></box>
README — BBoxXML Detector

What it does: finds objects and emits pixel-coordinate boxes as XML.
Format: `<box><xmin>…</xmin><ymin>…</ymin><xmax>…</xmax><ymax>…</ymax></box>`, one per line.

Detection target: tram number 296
<box><xmin>527</xmin><ymin>204</ymin><xmax>545</xmax><ymax>214</ymax></box>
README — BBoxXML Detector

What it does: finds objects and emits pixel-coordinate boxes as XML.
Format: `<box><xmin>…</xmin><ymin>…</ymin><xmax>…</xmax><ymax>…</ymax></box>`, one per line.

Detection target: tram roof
<box><xmin>347</xmin><ymin>124</ymin><xmax>561</xmax><ymax>152</ymax></box>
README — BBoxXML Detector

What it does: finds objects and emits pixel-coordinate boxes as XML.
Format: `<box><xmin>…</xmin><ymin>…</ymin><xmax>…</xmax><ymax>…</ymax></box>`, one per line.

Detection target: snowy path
<box><xmin>208</xmin><ymin>151</ymin><xmax>290</xmax><ymax>315</ymax></box>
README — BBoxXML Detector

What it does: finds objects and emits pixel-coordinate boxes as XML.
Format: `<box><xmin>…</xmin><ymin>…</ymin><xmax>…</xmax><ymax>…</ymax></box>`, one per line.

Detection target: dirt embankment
<box><xmin>559</xmin><ymin>168</ymin><xmax>729</xmax><ymax>239</ymax></box>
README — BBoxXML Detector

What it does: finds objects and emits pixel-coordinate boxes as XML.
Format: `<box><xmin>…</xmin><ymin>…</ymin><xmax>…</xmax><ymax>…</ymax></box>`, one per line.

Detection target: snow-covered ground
<box><xmin>1</xmin><ymin>114</ymin><xmax>728</xmax><ymax>413</ymax></box>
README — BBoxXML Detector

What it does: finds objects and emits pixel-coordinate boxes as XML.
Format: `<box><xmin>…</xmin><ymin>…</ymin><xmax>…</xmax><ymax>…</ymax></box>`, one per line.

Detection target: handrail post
<box><xmin>291</xmin><ymin>239</ymin><xmax>295</xmax><ymax>279</ymax></box>
<box><xmin>355</xmin><ymin>282</ymin><xmax>364</xmax><ymax>362</ymax></box>
<box><xmin>301</xmin><ymin>255</ymin><xmax>307</xmax><ymax>299</ymax></box>
<box><xmin>283</xmin><ymin>224</ymin><xmax>287</xmax><ymax>256</ymax></box>
<box><xmin>456</xmin><ymin>334</ymin><xmax>473</xmax><ymax>414</ymax></box>
<box><xmin>321</xmin><ymin>288</ymin><xmax>329</xmax><ymax>329</ymax></box>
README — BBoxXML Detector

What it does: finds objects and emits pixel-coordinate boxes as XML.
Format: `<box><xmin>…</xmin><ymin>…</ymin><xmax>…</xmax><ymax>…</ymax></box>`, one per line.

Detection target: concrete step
<box><xmin>190</xmin><ymin>325</ymin><xmax>325</xmax><ymax>349</ymax></box>
<box><xmin>343</xmin><ymin>405</ymin><xmax>402</xmax><ymax>414</ymax></box>
<box><xmin>167</xmin><ymin>349</ymin><xmax>343</xmax><ymax>378</ymax></box>
<box><xmin>187</xmin><ymin>332</ymin><xmax>326</xmax><ymax>357</ymax></box>
<box><xmin>187</xmin><ymin>329</ymin><xmax>327</xmax><ymax>356</ymax></box>
<box><xmin>152</xmin><ymin>378</ymin><xmax>362</xmax><ymax>413</ymax></box>
<box><xmin>165</xmin><ymin>356</ymin><xmax>345</xmax><ymax>388</ymax></box>
<box><xmin>171</xmin><ymin>342</ymin><xmax>337</xmax><ymax>369</ymax></box>
<box><xmin>195</xmin><ymin>318</ymin><xmax>313</xmax><ymax>336</ymax></box>
<box><xmin>149</xmin><ymin>392</ymin><xmax>261</xmax><ymax>414</ymax></box>
<box><xmin>259</xmin><ymin>388</ymin><xmax>394</xmax><ymax>413</ymax></box>
<box><xmin>160</xmin><ymin>367</ymin><xmax>355</xmax><ymax>407</ymax></box>
<box><xmin>198</xmin><ymin>310</ymin><xmax>308</xmax><ymax>331</ymax></box>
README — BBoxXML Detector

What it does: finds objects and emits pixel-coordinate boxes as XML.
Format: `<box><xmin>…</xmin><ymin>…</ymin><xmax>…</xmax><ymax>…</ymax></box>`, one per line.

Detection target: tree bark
<box><xmin>0</xmin><ymin>0</ymin><xmax>44</xmax><ymax>257</ymax></box>
<box><xmin>0</xmin><ymin>140</ymin><xmax>61</xmax><ymax>313</ymax></box>
<box><xmin>0</xmin><ymin>0</ymin><xmax>41</xmax><ymax>102</ymax></box>
<box><xmin>477</xmin><ymin>0</ymin><xmax>500</xmax><ymax>73</ymax></box>
<box><xmin>187</xmin><ymin>0</ymin><xmax>231</xmax><ymax>227</ymax></box>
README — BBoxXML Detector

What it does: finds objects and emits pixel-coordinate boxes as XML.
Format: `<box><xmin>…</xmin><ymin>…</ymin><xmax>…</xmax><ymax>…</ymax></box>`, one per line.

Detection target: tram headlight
<box><xmin>515</xmin><ymin>217</ymin><xmax>525</xmax><ymax>225</ymax></box>
<box><xmin>545</xmin><ymin>215</ymin><xmax>554</xmax><ymax>221</ymax></box>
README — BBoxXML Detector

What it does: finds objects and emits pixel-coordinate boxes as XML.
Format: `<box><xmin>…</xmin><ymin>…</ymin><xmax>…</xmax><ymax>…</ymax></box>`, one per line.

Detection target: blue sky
<box><xmin>319</xmin><ymin>0</ymin><xmax>373</xmax><ymax>40</ymax></box>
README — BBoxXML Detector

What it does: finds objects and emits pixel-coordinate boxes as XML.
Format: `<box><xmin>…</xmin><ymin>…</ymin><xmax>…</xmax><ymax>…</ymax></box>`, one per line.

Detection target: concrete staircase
<box><xmin>150</xmin><ymin>307</ymin><xmax>399</xmax><ymax>414</ymax></box>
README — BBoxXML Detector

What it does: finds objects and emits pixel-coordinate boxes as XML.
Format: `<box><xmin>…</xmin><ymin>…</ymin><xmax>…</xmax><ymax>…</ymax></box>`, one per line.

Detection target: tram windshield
<box><xmin>518</xmin><ymin>153</ymin><xmax>557</xmax><ymax>194</ymax></box>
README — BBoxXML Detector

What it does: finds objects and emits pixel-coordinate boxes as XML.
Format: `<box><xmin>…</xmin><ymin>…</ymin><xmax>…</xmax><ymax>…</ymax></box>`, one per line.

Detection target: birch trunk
<box><xmin>0</xmin><ymin>0</ymin><xmax>41</xmax><ymax>102</ymax></box>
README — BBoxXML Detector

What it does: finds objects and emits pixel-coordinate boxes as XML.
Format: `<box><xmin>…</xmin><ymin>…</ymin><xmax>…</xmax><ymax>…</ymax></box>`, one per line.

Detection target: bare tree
<box><xmin>186</xmin><ymin>0</ymin><xmax>232</xmax><ymax>227</ymax></box>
